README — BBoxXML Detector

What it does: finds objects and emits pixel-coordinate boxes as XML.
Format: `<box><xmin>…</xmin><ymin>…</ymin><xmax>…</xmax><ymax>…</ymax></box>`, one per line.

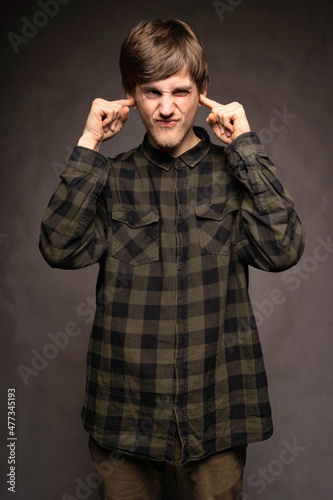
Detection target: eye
<box><xmin>144</xmin><ymin>89</ymin><xmax>161</xmax><ymax>98</ymax></box>
<box><xmin>173</xmin><ymin>90</ymin><xmax>190</xmax><ymax>97</ymax></box>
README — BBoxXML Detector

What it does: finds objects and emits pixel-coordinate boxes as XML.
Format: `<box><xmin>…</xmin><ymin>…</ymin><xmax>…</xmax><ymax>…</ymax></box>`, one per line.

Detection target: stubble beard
<box><xmin>148</xmin><ymin>120</ymin><xmax>191</xmax><ymax>152</ymax></box>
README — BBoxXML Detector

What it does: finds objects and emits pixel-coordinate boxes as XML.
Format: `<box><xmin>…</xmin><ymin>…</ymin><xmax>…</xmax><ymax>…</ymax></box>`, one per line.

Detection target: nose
<box><xmin>158</xmin><ymin>94</ymin><xmax>175</xmax><ymax>116</ymax></box>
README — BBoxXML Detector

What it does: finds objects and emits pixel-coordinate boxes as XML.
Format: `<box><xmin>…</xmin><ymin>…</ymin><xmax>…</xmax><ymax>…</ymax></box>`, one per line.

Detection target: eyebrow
<box><xmin>140</xmin><ymin>83</ymin><xmax>193</xmax><ymax>92</ymax></box>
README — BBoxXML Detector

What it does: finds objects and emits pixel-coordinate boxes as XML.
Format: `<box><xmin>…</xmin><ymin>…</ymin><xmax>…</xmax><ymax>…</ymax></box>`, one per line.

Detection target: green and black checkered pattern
<box><xmin>39</xmin><ymin>127</ymin><xmax>305</xmax><ymax>465</ymax></box>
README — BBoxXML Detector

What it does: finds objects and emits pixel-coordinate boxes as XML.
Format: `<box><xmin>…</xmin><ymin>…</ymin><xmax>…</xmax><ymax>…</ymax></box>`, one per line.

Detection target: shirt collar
<box><xmin>140</xmin><ymin>126</ymin><xmax>212</xmax><ymax>171</ymax></box>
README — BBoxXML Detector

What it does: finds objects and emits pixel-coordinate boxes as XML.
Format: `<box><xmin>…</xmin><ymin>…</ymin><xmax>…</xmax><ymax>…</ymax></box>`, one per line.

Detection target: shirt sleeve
<box><xmin>224</xmin><ymin>132</ymin><xmax>306</xmax><ymax>271</ymax></box>
<box><xmin>39</xmin><ymin>146</ymin><xmax>110</xmax><ymax>269</ymax></box>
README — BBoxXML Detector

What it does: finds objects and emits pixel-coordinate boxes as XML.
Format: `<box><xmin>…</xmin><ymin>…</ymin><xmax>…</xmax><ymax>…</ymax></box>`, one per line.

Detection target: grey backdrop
<box><xmin>1</xmin><ymin>0</ymin><xmax>332</xmax><ymax>499</ymax></box>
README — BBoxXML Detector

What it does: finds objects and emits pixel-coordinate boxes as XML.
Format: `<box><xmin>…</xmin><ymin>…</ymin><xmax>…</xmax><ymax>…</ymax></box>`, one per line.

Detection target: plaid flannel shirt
<box><xmin>39</xmin><ymin>127</ymin><xmax>305</xmax><ymax>465</ymax></box>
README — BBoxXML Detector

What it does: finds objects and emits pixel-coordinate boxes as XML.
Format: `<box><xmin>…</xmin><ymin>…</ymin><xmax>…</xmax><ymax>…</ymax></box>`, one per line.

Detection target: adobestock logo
<box><xmin>257</xmin><ymin>106</ymin><xmax>297</xmax><ymax>145</ymax></box>
<box><xmin>61</xmin><ymin>451</ymin><xmax>125</xmax><ymax>500</ymax></box>
<box><xmin>17</xmin><ymin>321</ymin><xmax>81</xmax><ymax>386</ymax></box>
<box><xmin>253</xmin><ymin>235</ymin><xmax>333</xmax><ymax>328</ymax></box>
<box><xmin>213</xmin><ymin>0</ymin><xmax>244</xmax><ymax>23</ymax></box>
<box><xmin>7</xmin><ymin>0</ymin><xmax>71</xmax><ymax>54</ymax></box>
<box><xmin>16</xmin><ymin>278</ymin><xmax>132</xmax><ymax>386</ymax></box>
<box><xmin>51</xmin><ymin>144</ymin><xmax>74</xmax><ymax>178</ymax></box>
<box><xmin>237</xmin><ymin>438</ymin><xmax>307</xmax><ymax>499</ymax></box>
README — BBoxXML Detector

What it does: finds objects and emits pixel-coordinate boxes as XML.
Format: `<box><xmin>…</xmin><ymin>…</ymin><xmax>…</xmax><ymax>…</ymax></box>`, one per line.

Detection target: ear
<box><xmin>198</xmin><ymin>88</ymin><xmax>208</xmax><ymax>107</ymax></box>
<box><xmin>127</xmin><ymin>91</ymin><xmax>138</xmax><ymax>110</ymax></box>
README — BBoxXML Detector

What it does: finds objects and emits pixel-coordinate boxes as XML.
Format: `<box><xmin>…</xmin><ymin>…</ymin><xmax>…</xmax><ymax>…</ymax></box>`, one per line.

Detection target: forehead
<box><xmin>138</xmin><ymin>67</ymin><xmax>195</xmax><ymax>91</ymax></box>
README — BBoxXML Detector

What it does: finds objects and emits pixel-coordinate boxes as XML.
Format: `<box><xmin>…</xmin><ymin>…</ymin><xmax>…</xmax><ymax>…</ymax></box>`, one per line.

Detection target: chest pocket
<box><xmin>195</xmin><ymin>198</ymin><xmax>239</xmax><ymax>255</ymax></box>
<box><xmin>111</xmin><ymin>209</ymin><xmax>160</xmax><ymax>266</ymax></box>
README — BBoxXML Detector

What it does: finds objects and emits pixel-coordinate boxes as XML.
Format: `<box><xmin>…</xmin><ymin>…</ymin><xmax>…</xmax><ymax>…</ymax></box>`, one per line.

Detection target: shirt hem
<box><xmin>83</xmin><ymin>422</ymin><xmax>273</xmax><ymax>465</ymax></box>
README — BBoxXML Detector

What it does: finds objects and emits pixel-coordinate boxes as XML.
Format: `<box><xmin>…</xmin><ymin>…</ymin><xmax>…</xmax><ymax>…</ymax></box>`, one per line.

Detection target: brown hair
<box><xmin>119</xmin><ymin>19</ymin><xmax>209</xmax><ymax>94</ymax></box>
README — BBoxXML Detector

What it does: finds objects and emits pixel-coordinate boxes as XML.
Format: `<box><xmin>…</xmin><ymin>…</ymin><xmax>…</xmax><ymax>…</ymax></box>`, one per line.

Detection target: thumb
<box><xmin>206</xmin><ymin>112</ymin><xmax>217</xmax><ymax>127</ymax></box>
<box><xmin>120</xmin><ymin>105</ymin><xmax>130</xmax><ymax>122</ymax></box>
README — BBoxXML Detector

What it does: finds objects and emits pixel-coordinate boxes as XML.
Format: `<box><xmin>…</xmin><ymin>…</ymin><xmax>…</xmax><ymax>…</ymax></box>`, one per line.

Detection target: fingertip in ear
<box><xmin>127</xmin><ymin>94</ymin><xmax>137</xmax><ymax>110</ymax></box>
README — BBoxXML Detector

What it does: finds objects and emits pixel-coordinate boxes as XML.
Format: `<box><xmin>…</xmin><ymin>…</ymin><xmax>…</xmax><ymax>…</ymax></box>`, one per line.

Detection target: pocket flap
<box><xmin>112</xmin><ymin>209</ymin><xmax>159</xmax><ymax>228</ymax></box>
<box><xmin>195</xmin><ymin>198</ymin><xmax>239</xmax><ymax>221</ymax></box>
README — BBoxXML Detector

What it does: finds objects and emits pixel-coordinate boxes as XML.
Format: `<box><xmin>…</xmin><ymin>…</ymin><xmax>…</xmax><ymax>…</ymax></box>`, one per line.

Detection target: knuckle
<box><xmin>234</xmin><ymin>101</ymin><xmax>243</xmax><ymax>108</ymax></box>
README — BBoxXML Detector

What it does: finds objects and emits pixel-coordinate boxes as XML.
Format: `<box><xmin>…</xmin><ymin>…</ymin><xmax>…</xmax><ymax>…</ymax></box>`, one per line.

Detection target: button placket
<box><xmin>174</xmin><ymin>158</ymin><xmax>189</xmax><ymax>461</ymax></box>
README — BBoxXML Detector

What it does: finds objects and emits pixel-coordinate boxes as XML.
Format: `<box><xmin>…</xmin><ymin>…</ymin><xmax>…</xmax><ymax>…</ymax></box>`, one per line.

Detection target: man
<box><xmin>39</xmin><ymin>18</ymin><xmax>305</xmax><ymax>500</ymax></box>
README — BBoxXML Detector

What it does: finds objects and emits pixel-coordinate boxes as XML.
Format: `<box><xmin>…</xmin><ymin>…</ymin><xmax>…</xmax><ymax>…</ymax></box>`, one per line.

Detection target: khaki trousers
<box><xmin>88</xmin><ymin>429</ymin><xmax>247</xmax><ymax>500</ymax></box>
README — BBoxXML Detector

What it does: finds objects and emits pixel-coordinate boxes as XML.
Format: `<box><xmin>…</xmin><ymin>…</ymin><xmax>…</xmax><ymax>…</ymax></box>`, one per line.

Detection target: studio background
<box><xmin>1</xmin><ymin>0</ymin><xmax>332</xmax><ymax>499</ymax></box>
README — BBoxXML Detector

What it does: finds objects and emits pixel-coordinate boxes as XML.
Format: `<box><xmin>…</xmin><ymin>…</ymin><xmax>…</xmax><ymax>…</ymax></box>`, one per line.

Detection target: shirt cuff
<box><xmin>68</xmin><ymin>146</ymin><xmax>109</xmax><ymax>171</ymax></box>
<box><xmin>224</xmin><ymin>131</ymin><xmax>267</xmax><ymax>170</ymax></box>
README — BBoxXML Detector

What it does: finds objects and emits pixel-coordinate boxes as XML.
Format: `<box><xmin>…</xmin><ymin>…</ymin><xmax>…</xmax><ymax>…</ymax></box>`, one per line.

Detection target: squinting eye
<box><xmin>145</xmin><ymin>90</ymin><xmax>160</xmax><ymax>97</ymax></box>
<box><xmin>174</xmin><ymin>91</ymin><xmax>189</xmax><ymax>97</ymax></box>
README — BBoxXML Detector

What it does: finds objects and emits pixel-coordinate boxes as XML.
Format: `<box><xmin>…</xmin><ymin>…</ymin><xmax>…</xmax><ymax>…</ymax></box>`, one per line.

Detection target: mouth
<box><xmin>156</xmin><ymin>119</ymin><xmax>179</xmax><ymax>128</ymax></box>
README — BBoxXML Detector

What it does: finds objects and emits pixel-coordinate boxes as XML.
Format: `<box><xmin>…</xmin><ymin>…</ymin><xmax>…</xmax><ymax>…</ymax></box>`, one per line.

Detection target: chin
<box><xmin>151</xmin><ymin>129</ymin><xmax>185</xmax><ymax>150</ymax></box>
<box><xmin>156</xmin><ymin>138</ymin><xmax>182</xmax><ymax>150</ymax></box>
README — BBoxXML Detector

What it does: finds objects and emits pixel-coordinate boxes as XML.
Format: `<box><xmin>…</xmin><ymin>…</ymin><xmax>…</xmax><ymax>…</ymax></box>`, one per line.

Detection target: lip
<box><xmin>156</xmin><ymin>119</ymin><xmax>179</xmax><ymax>128</ymax></box>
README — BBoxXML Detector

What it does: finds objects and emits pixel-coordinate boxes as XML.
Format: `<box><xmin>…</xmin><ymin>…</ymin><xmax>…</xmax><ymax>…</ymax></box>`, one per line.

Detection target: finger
<box><xmin>207</xmin><ymin>113</ymin><xmax>231</xmax><ymax>138</ymax></box>
<box><xmin>206</xmin><ymin>113</ymin><xmax>224</xmax><ymax>134</ymax></box>
<box><xmin>199</xmin><ymin>94</ymin><xmax>221</xmax><ymax>110</ymax></box>
<box><xmin>119</xmin><ymin>97</ymin><xmax>136</xmax><ymax>108</ymax></box>
<box><xmin>102</xmin><ymin>102</ymin><xmax>126</xmax><ymax>125</ymax></box>
<box><xmin>119</xmin><ymin>106</ymin><xmax>130</xmax><ymax>122</ymax></box>
<box><xmin>109</xmin><ymin>107</ymin><xmax>130</xmax><ymax>133</ymax></box>
<box><xmin>212</xmin><ymin>110</ymin><xmax>234</xmax><ymax>134</ymax></box>
<box><xmin>110</xmin><ymin>116</ymin><xmax>122</xmax><ymax>132</ymax></box>
<box><xmin>206</xmin><ymin>112</ymin><xmax>217</xmax><ymax>125</ymax></box>
<box><xmin>103</xmin><ymin>111</ymin><xmax>119</xmax><ymax>132</ymax></box>
<box><xmin>101</xmin><ymin>108</ymin><xmax>118</xmax><ymax>126</ymax></box>
<box><xmin>100</xmin><ymin>99</ymin><xmax>135</xmax><ymax>125</ymax></box>
<box><xmin>221</xmin><ymin>116</ymin><xmax>234</xmax><ymax>134</ymax></box>
<box><xmin>103</xmin><ymin>118</ymin><xmax>114</xmax><ymax>132</ymax></box>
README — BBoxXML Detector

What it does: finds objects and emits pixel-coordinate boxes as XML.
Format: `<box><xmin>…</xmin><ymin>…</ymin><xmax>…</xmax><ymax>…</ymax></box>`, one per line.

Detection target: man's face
<box><xmin>130</xmin><ymin>66</ymin><xmax>206</xmax><ymax>156</ymax></box>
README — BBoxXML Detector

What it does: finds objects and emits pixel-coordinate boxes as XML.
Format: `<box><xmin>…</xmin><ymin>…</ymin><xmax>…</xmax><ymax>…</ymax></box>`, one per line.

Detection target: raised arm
<box><xmin>199</xmin><ymin>94</ymin><xmax>251</xmax><ymax>144</ymax></box>
<box><xmin>227</xmin><ymin>133</ymin><xmax>305</xmax><ymax>270</ymax></box>
<box><xmin>200</xmin><ymin>94</ymin><xmax>305</xmax><ymax>271</ymax></box>
<box><xmin>77</xmin><ymin>97</ymin><xmax>135</xmax><ymax>151</ymax></box>
<box><xmin>39</xmin><ymin>97</ymin><xmax>135</xmax><ymax>269</ymax></box>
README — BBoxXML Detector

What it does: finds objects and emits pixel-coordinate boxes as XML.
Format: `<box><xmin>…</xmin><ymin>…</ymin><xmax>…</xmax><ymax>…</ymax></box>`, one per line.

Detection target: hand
<box><xmin>77</xmin><ymin>97</ymin><xmax>136</xmax><ymax>151</ymax></box>
<box><xmin>199</xmin><ymin>95</ymin><xmax>251</xmax><ymax>145</ymax></box>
